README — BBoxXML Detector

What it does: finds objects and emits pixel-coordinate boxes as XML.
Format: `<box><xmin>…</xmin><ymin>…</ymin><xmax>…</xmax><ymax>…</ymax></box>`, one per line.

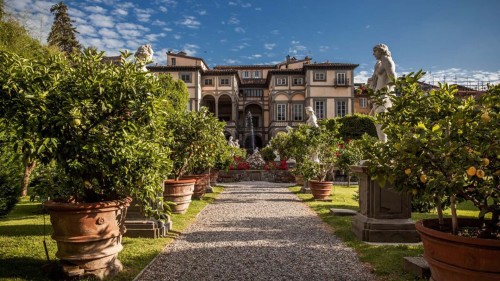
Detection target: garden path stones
<box><xmin>135</xmin><ymin>181</ymin><xmax>375</xmax><ymax>281</ymax></box>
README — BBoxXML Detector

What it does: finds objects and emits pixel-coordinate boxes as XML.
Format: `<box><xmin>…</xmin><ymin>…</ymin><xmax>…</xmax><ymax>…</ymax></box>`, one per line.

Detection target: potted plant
<box><xmin>364</xmin><ymin>71</ymin><xmax>499</xmax><ymax>281</ymax></box>
<box><xmin>285</xmin><ymin>124</ymin><xmax>341</xmax><ymax>200</ymax></box>
<box><xmin>164</xmin><ymin>107</ymin><xmax>229</xmax><ymax>211</ymax></box>
<box><xmin>0</xmin><ymin>49</ymin><xmax>185</xmax><ymax>278</ymax></box>
<box><xmin>181</xmin><ymin>107</ymin><xmax>231</xmax><ymax>199</ymax></box>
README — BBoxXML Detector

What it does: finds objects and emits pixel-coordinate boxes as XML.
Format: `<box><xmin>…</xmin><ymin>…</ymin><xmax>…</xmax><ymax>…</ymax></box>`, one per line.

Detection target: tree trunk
<box><xmin>21</xmin><ymin>161</ymin><xmax>36</xmax><ymax>197</ymax></box>
<box><xmin>450</xmin><ymin>194</ymin><xmax>458</xmax><ymax>235</ymax></box>
<box><xmin>434</xmin><ymin>194</ymin><xmax>444</xmax><ymax>227</ymax></box>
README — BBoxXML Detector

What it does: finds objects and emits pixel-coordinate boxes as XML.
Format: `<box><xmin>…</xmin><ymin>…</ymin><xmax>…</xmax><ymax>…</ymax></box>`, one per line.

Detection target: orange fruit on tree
<box><xmin>405</xmin><ymin>168</ymin><xmax>412</xmax><ymax>175</ymax></box>
<box><xmin>420</xmin><ymin>174</ymin><xmax>428</xmax><ymax>183</ymax></box>
<box><xmin>481</xmin><ymin>112</ymin><xmax>491</xmax><ymax>123</ymax></box>
<box><xmin>466</xmin><ymin>166</ymin><xmax>477</xmax><ymax>177</ymax></box>
<box><xmin>482</xmin><ymin>158</ymin><xmax>490</xmax><ymax>166</ymax></box>
<box><xmin>476</xmin><ymin>169</ymin><xmax>485</xmax><ymax>178</ymax></box>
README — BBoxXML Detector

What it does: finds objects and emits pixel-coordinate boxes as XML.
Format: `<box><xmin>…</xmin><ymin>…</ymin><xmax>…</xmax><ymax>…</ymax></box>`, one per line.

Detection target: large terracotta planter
<box><xmin>43</xmin><ymin>197</ymin><xmax>131</xmax><ymax>279</ymax></box>
<box><xmin>416</xmin><ymin>218</ymin><xmax>500</xmax><ymax>281</ymax></box>
<box><xmin>309</xmin><ymin>180</ymin><xmax>333</xmax><ymax>200</ymax></box>
<box><xmin>163</xmin><ymin>179</ymin><xmax>195</xmax><ymax>214</ymax></box>
<box><xmin>181</xmin><ymin>174</ymin><xmax>209</xmax><ymax>199</ymax></box>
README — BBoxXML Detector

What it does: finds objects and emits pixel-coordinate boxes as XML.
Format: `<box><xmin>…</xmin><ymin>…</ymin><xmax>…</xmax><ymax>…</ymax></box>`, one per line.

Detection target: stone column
<box><xmin>351</xmin><ymin>166</ymin><xmax>420</xmax><ymax>243</ymax></box>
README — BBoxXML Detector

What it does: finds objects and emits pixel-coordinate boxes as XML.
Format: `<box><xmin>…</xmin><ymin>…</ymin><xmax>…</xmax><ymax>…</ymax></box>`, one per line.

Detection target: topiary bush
<box><xmin>321</xmin><ymin>114</ymin><xmax>377</xmax><ymax>141</ymax></box>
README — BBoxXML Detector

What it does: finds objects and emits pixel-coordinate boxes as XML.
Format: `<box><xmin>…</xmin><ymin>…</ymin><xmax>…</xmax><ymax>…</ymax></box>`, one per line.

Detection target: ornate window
<box><xmin>276</xmin><ymin>104</ymin><xmax>287</xmax><ymax>121</ymax></box>
<box><xmin>360</xmin><ymin>98</ymin><xmax>368</xmax><ymax>108</ymax></box>
<box><xmin>276</xmin><ymin>77</ymin><xmax>287</xmax><ymax>86</ymax></box>
<box><xmin>293</xmin><ymin>104</ymin><xmax>303</xmax><ymax>121</ymax></box>
<box><xmin>180</xmin><ymin>73</ymin><xmax>191</xmax><ymax>83</ymax></box>
<box><xmin>336</xmin><ymin>100</ymin><xmax>347</xmax><ymax>117</ymax></box>
<box><xmin>220</xmin><ymin>78</ymin><xmax>230</xmax><ymax>86</ymax></box>
<box><xmin>292</xmin><ymin>78</ymin><xmax>303</xmax><ymax>85</ymax></box>
<box><xmin>336</xmin><ymin>73</ymin><xmax>346</xmax><ymax>85</ymax></box>
<box><xmin>314</xmin><ymin>100</ymin><xmax>325</xmax><ymax>119</ymax></box>
<box><xmin>204</xmin><ymin>78</ymin><xmax>213</xmax><ymax>86</ymax></box>
<box><xmin>314</xmin><ymin>72</ymin><xmax>326</xmax><ymax>81</ymax></box>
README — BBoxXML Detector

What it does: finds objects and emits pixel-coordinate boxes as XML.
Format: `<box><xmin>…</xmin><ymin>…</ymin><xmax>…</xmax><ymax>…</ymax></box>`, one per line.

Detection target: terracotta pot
<box><xmin>210</xmin><ymin>170</ymin><xmax>219</xmax><ymax>185</ymax></box>
<box><xmin>181</xmin><ymin>174</ymin><xmax>209</xmax><ymax>199</ymax></box>
<box><xmin>309</xmin><ymin>180</ymin><xmax>332</xmax><ymax>200</ymax></box>
<box><xmin>163</xmin><ymin>179</ymin><xmax>195</xmax><ymax>214</ymax></box>
<box><xmin>295</xmin><ymin>175</ymin><xmax>304</xmax><ymax>185</ymax></box>
<box><xmin>43</xmin><ymin>197</ymin><xmax>131</xmax><ymax>278</ymax></box>
<box><xmin>416</xmin><ymin>218</ymin><xmax>500</xmax><ymax>281</ymax></box>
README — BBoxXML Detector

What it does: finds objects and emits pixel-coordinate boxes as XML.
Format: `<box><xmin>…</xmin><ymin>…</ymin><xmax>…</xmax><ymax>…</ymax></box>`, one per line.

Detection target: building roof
<box><xmin>166</xmin><ymin>51</ymin><xmax>209</xmax><ymax>69</ymax></box>
<box><xmin>147</xmin><ymin>65</ymin><xmax>202</xmax><ymax>72</ymax></box>
<box><xmin>214</xmin><ymin>65</ymin><xmax>277</xmax><ymax>70</ymax></box>
<box><xmin>304</xmin><ymin>63</ymin><xmax>359</xmax><ymax>70</ymax></box>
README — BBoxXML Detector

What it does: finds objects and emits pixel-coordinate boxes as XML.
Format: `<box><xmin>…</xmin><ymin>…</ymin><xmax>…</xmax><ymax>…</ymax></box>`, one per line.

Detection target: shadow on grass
<box><xmin>0</xmin><ymin>257</ymin><xmax>50</xmax><ymax>281</ymax></box>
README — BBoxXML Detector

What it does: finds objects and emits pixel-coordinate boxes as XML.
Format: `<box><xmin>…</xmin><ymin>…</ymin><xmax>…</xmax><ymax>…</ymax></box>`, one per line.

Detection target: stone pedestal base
<box><xmin>350</xmin><ymin>165</ymin><xmax>420</xmax><ymax>243</ymax></box>
<box><xmin>352</xmin><ymin>213</ymin><xmax>420</xmax><ymax>243</ymax></box>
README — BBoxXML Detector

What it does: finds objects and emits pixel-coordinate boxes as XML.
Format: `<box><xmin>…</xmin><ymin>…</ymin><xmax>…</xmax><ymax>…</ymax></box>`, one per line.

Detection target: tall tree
<box><xmin>47</xmin><ymin>1</ymin><xmax>80</xmax><ymax>54</ymax></box>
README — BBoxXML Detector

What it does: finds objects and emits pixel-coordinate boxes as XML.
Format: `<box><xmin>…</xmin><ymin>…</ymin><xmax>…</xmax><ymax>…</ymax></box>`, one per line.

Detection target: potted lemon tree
<box><xmin>284</xmin><ymin>124</ymin><xmax>341</xmax><ymax>200</ymax></box>
<box><xmin>164</xmin><ymin>107</ymin><xmax>230</xmax><ymax>211</ymax></box>
<box><xmin>364</xmin><ymin>71</ymin><xmax>499</xmax><ymax>281</ymax></box>
<box><xmin>0</xmin><ymin>49</ymin><xmax>186</xmax><ymax>278</ymax></box>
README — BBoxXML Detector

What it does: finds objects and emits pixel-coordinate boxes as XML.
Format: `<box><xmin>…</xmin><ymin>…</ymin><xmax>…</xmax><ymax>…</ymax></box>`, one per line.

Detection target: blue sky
<box><xmin>6</xmin><ymin>0</ymin><xmax>500</xmax><ymax>85</ymax></box>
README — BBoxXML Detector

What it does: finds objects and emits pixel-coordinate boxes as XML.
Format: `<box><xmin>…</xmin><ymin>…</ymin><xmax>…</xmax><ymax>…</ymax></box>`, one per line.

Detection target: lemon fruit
<box><xmin>466</xmin><ymin>166</ymin><xmax>477</xmax><ymax>177</ymax></box>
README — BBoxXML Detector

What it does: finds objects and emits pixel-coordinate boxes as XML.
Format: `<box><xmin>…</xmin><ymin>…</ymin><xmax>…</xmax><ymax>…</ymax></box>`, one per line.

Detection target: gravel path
<box><xmin>135</xmin><ymin>181</ymin><xmax>375</xmax><ymax>281</ymax></box>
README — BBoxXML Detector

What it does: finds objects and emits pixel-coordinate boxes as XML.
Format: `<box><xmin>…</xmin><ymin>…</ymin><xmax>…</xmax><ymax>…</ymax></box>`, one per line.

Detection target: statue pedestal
<box><xmin>124</xmin><ymin>202</ymin><xmax>171</xmax><ymax>238</ymax></box>
<box><xmin>351</xmin><ymin>166</ymin><xmax>420</xmax><ymax>243</ymax></box>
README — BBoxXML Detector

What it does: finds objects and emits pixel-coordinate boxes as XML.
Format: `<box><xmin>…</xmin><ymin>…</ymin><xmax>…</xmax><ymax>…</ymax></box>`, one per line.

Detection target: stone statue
<box><xmin>304</xmin><ymin>106</ymin><xmax>320</xmax><ymax>163</ymax></box>
<box><xmin>368</xmin><ymin>43</ymin><xmax>396</xmax><ymax>142</ymax></box>
<box><xmin>233</xmin><ymin>139</ymin><xmax>239</xmax><ymax>148</ymax></box>
<box><xmin>305</xmin><ymin>106</ymin><xmax>319</xmax><ymax>128</ymax></box>
<box><xmin>135</xmin><ymin>44</ymin><xmax>154</xmax><ymax>71</ymax></box>
<box><xmin>228</xmin><ymin>136</ymin><xmax>235</xmax><ymax>147</ymax></box>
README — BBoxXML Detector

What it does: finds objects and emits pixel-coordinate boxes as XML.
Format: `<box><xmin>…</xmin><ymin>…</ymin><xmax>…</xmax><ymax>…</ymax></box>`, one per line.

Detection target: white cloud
<box><xmin>77</xmin><ymin>24</ymin><xmax>98</xmax><ymax>36</ymax></box>
<box><xmin>89</xmin><ymin>14</ymin><xmax>114</xmax><ymax>28</ymax></box>
<box><xmin>183</xmin><ymin>44</ymin><xmax>199</xmax><ymax>56</ymax></box>
<box><xmin>225</xmin><ymin>59</ymin><xmax>241</xmax><ymax>64</ymax></box>
<box><xmin>84</xmin><ymin>6</ymin><xmax>106</xmax><ymax>14</ymax></box>
<box><xmin>135</xmin><ymin>8</ymin><xmax>154</xmax><ymax>22</ymax></box>
<box><xmin>419</xmin><ymin>69</ymin><xmax>500</xmax><ymax>87</ymax></box>
<box><xmin>159</xmin><ymin>6</ymin><xmax>168</xmax><ymax>13</ymax></box>
<box><xmin>197</xmin><ymin>10</ymin><xmax>207</xmax><ymax>15</ymax></box>
<box><xmin>235</xmin><ymin>27</ymin><xmax>245</xmax><ymax>33</ymax></box>
<box><xmin>228</xmin><ymin>16</ymin><xmax>240</xmax><ymax>25</ymax></box>
<box><xmin>114</xmin><ymin>8</ymin><xmax>128</xmax><ymax>16</ymax></box>
<box><xmin>319</xmin><ymin>46</ymin><xmax>329</xmax><ymax>52</ymax></box>
<box><xmin>264</xmin><ymin>43</ymin><xmax>275</xmax><ymax>50</ymax></box>
<box><xmin>152</xmin><ymin>19</ymin><xmax>167</xmax><ymax>26</ymax></box>
<box><xmin>68</xmin><ymin>8</ymin><xmax>86</xmax><ymax>18</ymax></box>
<box><xmin>98</xmin><ymin>28</ymin><xmax>119</xmax><ymax>39</ymax></box>
<box><xmin>291</xmin><ymin>40</ymin><xmax>300</xmax><ymax>45</ymax></box>
<box><xmin>241</xmin><ymin>3</ymin><xmax>251</xmax><ymax>8</ymax></box>
<box><xmin>177</xmin><ymin>16</ymin><xmax>201</xmax><ymax>29</ymax></box>
<box><xmin>145</xmin><ymin>33</ymin><xmax>166</xmax><ymax>42</ymax></box>
<box><xmin>163</xmin><ymin>27</ymin><xmax>173</xmax><ymax>32</ymax></box>
<box><xmin>228</xmin><ymin>1</ymin><xmax>238</xmax><ymax>6</ymax></box>
<box><xmin>173</xmin><ymin>34</ymin><xmax>181</xmax><ymax>40</ymax></box>
<box><xmin>255</xmin><ymin>7</ymin><xmax>262</xmax><ymax>11</ymax></box>
<box><xmin>354</xmin><ymin>70</ymin><xmax>371</xmax><ymax>84</ymax></box>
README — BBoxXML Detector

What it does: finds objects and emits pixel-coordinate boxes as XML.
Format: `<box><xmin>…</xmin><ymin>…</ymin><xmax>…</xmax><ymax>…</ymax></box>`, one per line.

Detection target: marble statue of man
<box><xmin>304</xmin><ymin>106</ymin><xmax>319</xmax><ymax>128</ymax></box>
<box><xmin>368</xmin><ymin>43</ymin><xmax>397</xmax><ymax>142</ymax></box>
<box><xmin>304</xmin><ymin>106</ymin><xmax>320</xmax><ymax>163</ymax></box>
<box><xmin>134</xmin><ymin>44</ymin><xmax>154</xmax><ymax>72</ymax></box>
<box><xmin>228</xmin><ymin>136</ymin><xmax>235</xmax><ymax>147</ymax></box>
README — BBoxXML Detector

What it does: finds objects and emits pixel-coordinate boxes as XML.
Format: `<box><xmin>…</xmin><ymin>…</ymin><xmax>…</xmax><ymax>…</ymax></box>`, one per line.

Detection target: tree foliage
<box><xmin>364</xmin><ymin>71</ymin><xmax>499</xmax><ymax>236</ymax></box>
<box><xmin>47</xmin><ymin>1</ymin><xmax>80</xmax><ymax>54</ymax></box>
<box><xmin>0</xmin><ymin>49</ymin><xmax>188</xmax><ymax>217</ymax></box>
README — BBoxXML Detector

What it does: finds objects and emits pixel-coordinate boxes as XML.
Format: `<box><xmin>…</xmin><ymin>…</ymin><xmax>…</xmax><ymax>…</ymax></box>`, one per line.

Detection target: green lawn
<box><xmin>290</xmin><ymin>185</ymin><xmax>480</xmax><ymax>281</ymax></box>
<box><xmin>0</xmin><ymin>187</ymin><xmax>223</xmax><ymax>281</ymax></box>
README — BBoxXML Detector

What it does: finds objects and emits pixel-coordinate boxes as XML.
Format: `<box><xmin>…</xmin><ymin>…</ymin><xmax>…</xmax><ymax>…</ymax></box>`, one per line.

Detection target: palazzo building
<box><xmin>148</xmin><ymin>51</ymin><xmax>358</xmax><ymax>151</ymax></box>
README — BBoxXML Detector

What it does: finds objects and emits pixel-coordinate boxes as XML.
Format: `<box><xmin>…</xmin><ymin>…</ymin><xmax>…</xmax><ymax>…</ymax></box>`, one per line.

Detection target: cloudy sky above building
<box><xmin>6</xmin><ymin>0</ymin><xmax>500</xmax><ymax>85</ymax></box>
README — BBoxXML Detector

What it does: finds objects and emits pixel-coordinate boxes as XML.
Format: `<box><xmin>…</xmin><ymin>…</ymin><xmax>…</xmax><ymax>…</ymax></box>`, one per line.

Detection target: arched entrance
<box><xmin>218</xmin><ymin>94</ymin><xmax>232</xmax><ymax>121</ymax></box>
<box><xmin>244</xmin><ymin>104</ymin><xmax>263</xmax><ymax>128</ymax></box>
<box><xmin>201</xmin><ymin>95</ymin><xmax>216</xmax><ymax>115</ymax></box>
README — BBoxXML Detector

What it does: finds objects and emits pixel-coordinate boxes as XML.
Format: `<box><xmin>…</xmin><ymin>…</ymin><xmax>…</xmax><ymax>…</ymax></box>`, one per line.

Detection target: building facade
<box><xmin>148</xmin><ymin>51</ymin><xmax>358</xmax><ymax>151</ymax></box>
